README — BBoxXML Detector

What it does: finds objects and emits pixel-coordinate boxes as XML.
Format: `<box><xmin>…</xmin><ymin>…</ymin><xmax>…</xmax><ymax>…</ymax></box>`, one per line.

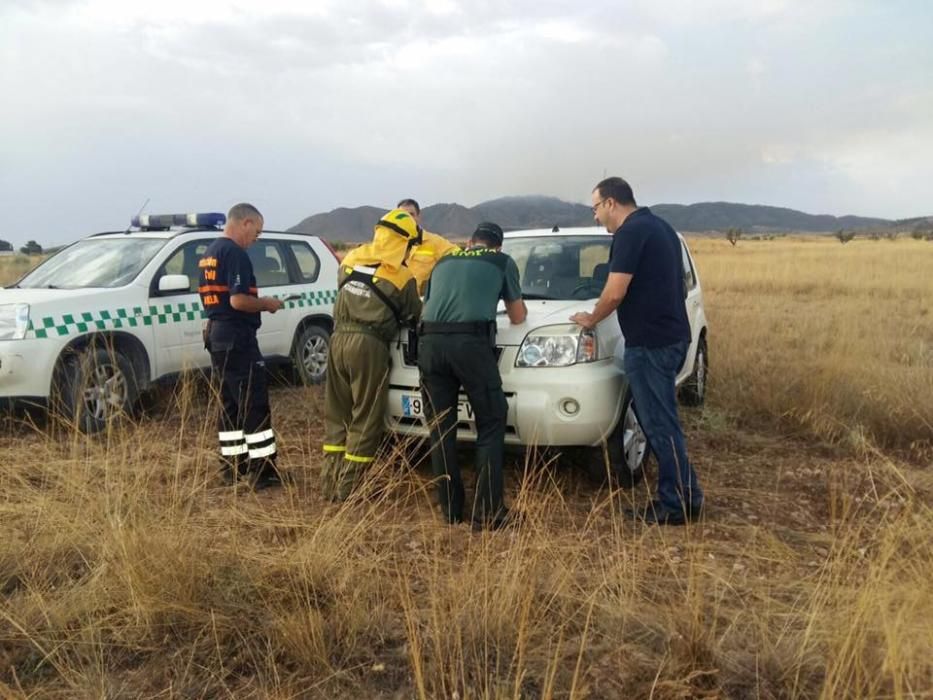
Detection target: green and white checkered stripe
<box><xmin>26</xmin><ymin>289</ymin><xmax>338</xmax><ymax>339</ymax></box>
<box><xmin>290</xmin><ymin>289</ymin><xmax>338</xmax><ymax>309</ymax></box>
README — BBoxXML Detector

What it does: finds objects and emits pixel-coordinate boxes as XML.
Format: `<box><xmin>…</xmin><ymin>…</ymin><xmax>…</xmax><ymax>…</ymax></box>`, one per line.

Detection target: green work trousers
<box><xmin>322</xmin><ymin>331</ymin><xmax>390</xmax><ymax>500</ymax></box>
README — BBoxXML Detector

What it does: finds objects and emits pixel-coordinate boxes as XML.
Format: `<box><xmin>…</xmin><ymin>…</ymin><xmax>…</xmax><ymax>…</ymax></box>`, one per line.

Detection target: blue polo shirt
<box><xmin>609</xmin><ymin>207</ymin><xmax>690</xmax><ymax>348</ymax></box>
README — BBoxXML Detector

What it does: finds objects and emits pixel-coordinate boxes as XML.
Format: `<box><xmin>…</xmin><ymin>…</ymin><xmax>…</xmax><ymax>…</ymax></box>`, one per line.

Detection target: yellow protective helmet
<box><xmin>376</xmin><ymin>208</ymin><xmax>422</xmax><ymax>242</ymax></box>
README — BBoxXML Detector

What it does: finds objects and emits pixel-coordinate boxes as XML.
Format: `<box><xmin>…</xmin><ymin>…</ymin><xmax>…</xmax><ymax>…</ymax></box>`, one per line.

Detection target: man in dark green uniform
<box><xmin>417</xmin><ymin>222</ymin><xmax>527</xmax><ymax>529</ymax></box>
<box><xmin>322</xmin><ymin>208</ymin><xmax>422</xmax><ymax>501</ymax></box>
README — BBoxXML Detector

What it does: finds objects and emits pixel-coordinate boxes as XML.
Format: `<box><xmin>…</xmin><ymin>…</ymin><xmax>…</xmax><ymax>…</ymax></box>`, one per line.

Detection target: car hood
<box><xmin>495</xmin><ymin>299</ymin><xmax>585</xmax><ymax>346</ymax></box>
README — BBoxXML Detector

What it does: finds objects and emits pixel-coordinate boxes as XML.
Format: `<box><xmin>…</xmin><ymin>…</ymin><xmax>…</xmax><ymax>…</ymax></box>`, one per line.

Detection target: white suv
<box><xmin>0</xmin><ymin>213</ymin><xmax>338</xmax><ymax>432</ymax></box>
<box><xmin>385</xmin><ymin>226</ymin><xmax>708</xmax><ymax>486</ymax></box>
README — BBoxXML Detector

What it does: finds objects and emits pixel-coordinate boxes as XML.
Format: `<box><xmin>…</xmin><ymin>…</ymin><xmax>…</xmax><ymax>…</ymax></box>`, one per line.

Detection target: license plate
<box><xmin>401</xmin><ymin>393</ymin><xmax>474</xmax><ymax>421</ymax></box>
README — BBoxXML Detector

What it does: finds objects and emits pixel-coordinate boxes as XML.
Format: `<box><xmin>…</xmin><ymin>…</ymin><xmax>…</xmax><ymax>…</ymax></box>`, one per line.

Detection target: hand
<box><xmin>263</xmin><ymin>297</ymin><xmax>284</xmax><ymax>313</ymax></box>
<box><xmin>570</xmin><ymin>311</ymin><xmax>595</xmax><ymax>329</ymax></box>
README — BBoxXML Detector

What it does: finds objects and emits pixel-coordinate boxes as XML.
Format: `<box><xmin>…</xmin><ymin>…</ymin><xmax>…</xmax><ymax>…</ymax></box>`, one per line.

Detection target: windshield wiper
<box><xmin>522</xmin><ymin>292</ymin><xmax>557</xmax><ymax>300</ymax></box>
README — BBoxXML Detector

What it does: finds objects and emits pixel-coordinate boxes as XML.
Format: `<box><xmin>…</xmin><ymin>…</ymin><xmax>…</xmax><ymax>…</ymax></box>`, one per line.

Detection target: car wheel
<box><xmin>59</xmin><ymin>346</ymin><xmax>139</xmax><ymax>433</ymax></box>
<box><xmin>292</xmin><ymin>324</ymin><xmax>330</xmax><ymax>385</ymax></box>
<box><xmin>679</xmin><ymin>336</ymin><xmax>708</xmax><ymax>407</ymax></box>
<box><xmin>608</xmin><ymin>392</ymin><xmax>648</xmax><ymax>487</ymax></box>
<box><xmin>580</xmin><ymin>391</ymin><xmax>648</xmax><ymax>488</ymax></box>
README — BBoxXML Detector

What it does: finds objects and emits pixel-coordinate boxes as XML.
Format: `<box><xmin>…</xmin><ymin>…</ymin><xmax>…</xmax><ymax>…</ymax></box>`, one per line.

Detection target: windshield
<box><xmin>503</xmin><ymin>235</ymin><xmax>612</xmax><ymax>300</ymax></box>
<box><xmin>17</xmin><ymin>238</ymin><xmax>167</xmax><ymax>289</ymax></box>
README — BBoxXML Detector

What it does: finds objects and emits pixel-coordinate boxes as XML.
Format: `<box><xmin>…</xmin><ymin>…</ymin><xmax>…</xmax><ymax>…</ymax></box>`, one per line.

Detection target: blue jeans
<box><xmin>623</xmin><ymin>341</ymin><xmax>703</xmax><ymax>514</ymax></box>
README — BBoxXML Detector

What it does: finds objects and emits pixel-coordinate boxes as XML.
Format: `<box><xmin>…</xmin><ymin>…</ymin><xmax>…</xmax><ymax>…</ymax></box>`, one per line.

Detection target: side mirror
<box><xmin>158</xmin><ymin>274</ymin><xmax>191</xmax><ymax>294</ymax></box>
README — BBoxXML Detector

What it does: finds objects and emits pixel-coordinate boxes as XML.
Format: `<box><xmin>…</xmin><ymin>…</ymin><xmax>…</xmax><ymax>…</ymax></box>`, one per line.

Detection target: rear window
<box><xmin>287</xmin><ymin>241</ymin><xmax>321</xmax><ymax>283</ymax></box>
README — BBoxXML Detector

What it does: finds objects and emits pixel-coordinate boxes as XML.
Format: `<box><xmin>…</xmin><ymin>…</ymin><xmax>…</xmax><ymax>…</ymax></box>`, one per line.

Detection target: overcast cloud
<box><xmin>1</xmin><ymin>0</ymin><xmax>931</xmax><ymax>245</ymax></box>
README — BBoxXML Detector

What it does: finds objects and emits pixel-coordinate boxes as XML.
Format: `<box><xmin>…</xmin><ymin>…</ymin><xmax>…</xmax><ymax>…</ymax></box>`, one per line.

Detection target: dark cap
<box><xmin>472</xmin><ymin>221</ymin><xmax>504</xmax><ymax>247</ymax></box>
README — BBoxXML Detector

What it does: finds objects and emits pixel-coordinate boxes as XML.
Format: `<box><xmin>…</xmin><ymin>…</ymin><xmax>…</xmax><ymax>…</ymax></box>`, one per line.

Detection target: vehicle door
<box><xmin>148</xmin><ymin>238</ymin><xmax>214</xmax><ymax>374</ymax></box>
<box><xmin>248</xmin><ymin>239</ymin><xmax>292</xmax><ymax>357</ymax></box>
<box><xmin>678</xmin><ymin>239</ymin><xmax>702</xmax><ymax>383</ymax></box>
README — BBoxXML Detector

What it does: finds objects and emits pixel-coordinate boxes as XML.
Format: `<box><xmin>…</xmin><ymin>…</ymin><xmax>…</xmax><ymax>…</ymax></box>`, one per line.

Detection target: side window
<box><xmin>286</xmin><ymin>241</ymin><xmax>321</xmax><ymax>283</ymax></box>
<box><xmin>247</xmin><ymin>242</ymin><xmax>290</xmax><ymax>288</ymax></box>
<box><xmin>157</xmin><ymin>240</ymin><xmax>213</xmax><ymax>293</ymax></box>
<box><xmin>681</xmin><ymin>241</ymin><xmax>697</xmax><ymax>291</ymax></box>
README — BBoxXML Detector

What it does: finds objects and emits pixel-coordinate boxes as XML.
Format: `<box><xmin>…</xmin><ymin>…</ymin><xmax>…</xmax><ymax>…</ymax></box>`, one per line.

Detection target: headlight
<box><xmin>516</xmin><ymin>324</ymin><xmax>598</xmax><ymax>367</ymax></box>
<box><xmin>0</xmin><ymin>304</ymin><xmax>30</xmax><ymax>341</ymax></box>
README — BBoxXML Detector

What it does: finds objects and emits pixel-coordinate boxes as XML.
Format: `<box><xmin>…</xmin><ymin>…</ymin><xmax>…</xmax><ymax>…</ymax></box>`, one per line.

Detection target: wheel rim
<box><xmin>82</xmin><ymin>362</ymin><xmax>127</xmax><ymax>421</ymax></box>
<box><xmin>302</xmin><ymin>335</ymin><xmax>328</xmax><ymax>380</ymax></box>
<box><xmin>622</xmin><ymin>402</ymin><xmax>648</xmax><ymax>472</ymax></box>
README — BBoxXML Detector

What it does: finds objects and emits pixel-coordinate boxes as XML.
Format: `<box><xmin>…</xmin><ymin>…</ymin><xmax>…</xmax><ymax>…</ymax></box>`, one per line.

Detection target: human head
<box><xmin>371</xmin><ymin>208</ymin><xmax>423</xmax><ymax>268</ymax></box>
<box><xmin>377</xmin><ymin>208</ymin><xmax>422</xmax><ymax>242</ymax></box>
<box><xmin>591</xmin><ymin>177</ymin><xmax>638</xmax><ymax>232</ymax></box>
<box><xmin>225</xmin><ymin>202</ymin><xmax>264</xmax><ymax>248</ymax></box>
<box><xmin>471</xmin><ymin>221</ymin><xmax>504</xmax><ymax>249</ymax></box>
<box><xmin>397</xmin><ymin>198</ymin><xmax>421</xmax><ymax>223</ymax></box>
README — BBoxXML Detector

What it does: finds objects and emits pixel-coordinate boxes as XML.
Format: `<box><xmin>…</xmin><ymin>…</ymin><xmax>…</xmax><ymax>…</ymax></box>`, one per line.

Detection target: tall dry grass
<box><xmin>689</xmin><ymin>236</ymin><xmax>933</xmax><ymax>455</ymax></box>
<box><xmin>1</xmin><ymin>237</ymin><xmax>931</xmax><ymax>697</ymax></box>
<box><xmin>0</xmin><ymin>255</ymin><xmax>43</xmax><ymax>286</ymax></box>
<box><xmin>1</xmin><ymin>377</ymin><xmax>931</xmax><ymax>698</ymax></box>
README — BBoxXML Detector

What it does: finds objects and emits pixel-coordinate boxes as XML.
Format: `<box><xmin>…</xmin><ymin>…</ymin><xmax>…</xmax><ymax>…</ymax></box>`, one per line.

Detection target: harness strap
<box><xmin>339</xmin><ymin>264</ymin><xmax>403</xmax><ymax>326</ymax></box>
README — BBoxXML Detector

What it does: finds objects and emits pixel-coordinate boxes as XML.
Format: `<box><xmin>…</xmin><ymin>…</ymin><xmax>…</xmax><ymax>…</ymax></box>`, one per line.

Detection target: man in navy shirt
<box><xmin>200</xmin><ymin>203</ymin><xmax>284</xmax><ymax>489</ymax></box>
<box><xmin>571</xmin><ymin>177</ymin><xmax>703</xmax><ymax>525</ymax></box>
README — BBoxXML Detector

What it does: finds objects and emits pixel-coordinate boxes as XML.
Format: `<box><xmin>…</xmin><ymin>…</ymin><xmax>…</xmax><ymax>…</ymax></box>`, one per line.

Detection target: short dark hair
<box><xmin>593</xmin><ymin>177</ymin><xmax>636</xmax><ymax>207</ymax></box>
<box><xmin>228</xmin><ymin>202</ymin><xmax>263</xmax><ymax>222</ymax></box>
<box><xmin>397</xmin><ymin>198</ymin><xmax>420</xmax><ymax>215</ymax></box>
<box><xmin>471</xmin><ymin>221</ymin><xmax>504</xmax><ymax>248</ymax></box>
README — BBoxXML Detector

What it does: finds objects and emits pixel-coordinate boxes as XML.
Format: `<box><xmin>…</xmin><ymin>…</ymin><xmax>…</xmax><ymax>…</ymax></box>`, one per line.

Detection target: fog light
<box><xmin>560</xmin><ymin>398</ymin><xmax>580</xmax><ymax>416</ymax></box>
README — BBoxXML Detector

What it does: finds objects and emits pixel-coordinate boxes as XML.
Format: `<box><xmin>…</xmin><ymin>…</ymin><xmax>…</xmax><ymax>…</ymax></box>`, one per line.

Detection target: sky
<box><xmin>1</xmin><ymin>0</ymin><xmax>931</xmax><ymax>246</ymax></box>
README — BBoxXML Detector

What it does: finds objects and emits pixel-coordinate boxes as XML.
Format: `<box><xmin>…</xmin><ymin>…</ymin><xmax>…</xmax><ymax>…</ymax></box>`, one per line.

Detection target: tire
<box><xmin>580</xmin><ymin>391</ymin><xmax>648</xmax><ymax>488</ymax></box>
<box><xmin>292</xmin><ymin>324</ymin><xmax>330</xmax><ymax>385</ymax></box>
<box><xmin>59</xmin><ymin>346</ymin><xmax>139</xmax><ymax>433</ymax></box>
<box><xmin>679</xmin><ymin>335</ymin><xmax>708</xmax><ymax>407</ymax></box>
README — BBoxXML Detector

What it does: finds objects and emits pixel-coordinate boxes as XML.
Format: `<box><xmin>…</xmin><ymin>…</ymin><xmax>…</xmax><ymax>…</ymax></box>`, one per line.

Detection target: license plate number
<box><xmin>401</xmin><ymin>393</ymin><xmax>474</xmax><ymax>420</ymax></box>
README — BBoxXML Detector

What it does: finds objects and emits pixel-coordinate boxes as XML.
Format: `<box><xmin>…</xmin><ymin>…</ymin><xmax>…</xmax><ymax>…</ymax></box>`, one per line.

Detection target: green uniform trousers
<box><xmin>322</xmin><ymin>331</ymin><xmax>391</xmax><ymax>500</ymax></box>
<box><xmin>418</xmin><ymin>333</ymin><xmax>508</xmax><ymax>523</ymax></box>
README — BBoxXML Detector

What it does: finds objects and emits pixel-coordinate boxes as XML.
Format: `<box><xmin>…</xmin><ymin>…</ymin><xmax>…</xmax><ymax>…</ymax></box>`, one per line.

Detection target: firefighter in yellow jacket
<box><xmin>396</xmin><ymin>198</ymin><xmax>460</xmax><ymax>294</ymax></box>
<box><xmin>321</xmin><ymin>208</ymin><xmax>423</xmax><ymax>500</ymax></box>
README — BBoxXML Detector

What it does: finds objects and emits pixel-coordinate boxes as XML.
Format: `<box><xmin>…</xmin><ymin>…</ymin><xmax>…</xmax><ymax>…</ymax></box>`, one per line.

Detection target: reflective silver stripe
<box><xmin>245</xmin><ymin>429</ymin><xmax>275</xmax><ymax>444</ymax></box>
<box><xmin>219</xmin><ymin>430</ymin><xmax>244</xmax><ymax>441</ymax></box>
<box><xmin>221</xmin><ymin>444</ymin><xmax>249</xmax><ymax>456</ymax></box>
<box><xmin>248</xmin><ymin>444</ymin><xmax>277</xmax><ymax>459</ymax></box>
<box><xmin>353</xmin><ymin>265</ymin><xmax>377</xmax><ymax>274</ymax></box>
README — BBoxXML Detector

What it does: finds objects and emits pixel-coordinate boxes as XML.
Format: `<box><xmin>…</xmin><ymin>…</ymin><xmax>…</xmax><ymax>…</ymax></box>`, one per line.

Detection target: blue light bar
<box><xmin>131</xmin><ymin>212</ymin><xmax>226</xmax><ymax>229</ymax></box>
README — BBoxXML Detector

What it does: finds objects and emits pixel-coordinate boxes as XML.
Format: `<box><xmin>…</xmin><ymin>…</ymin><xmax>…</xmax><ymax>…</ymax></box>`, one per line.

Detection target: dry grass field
<box><xmin>0</xmin><ymin>255</ymin><xmax>42</xmax><ymax>285</ymax></box>
<box><xmin>1</xmin><ymin>238</ymin><xmax>931</xmax><ymax>699</ymax></box>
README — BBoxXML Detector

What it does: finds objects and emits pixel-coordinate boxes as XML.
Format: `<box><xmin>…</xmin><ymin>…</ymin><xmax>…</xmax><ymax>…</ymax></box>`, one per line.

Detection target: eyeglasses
<box><xmin>591</xmin><ymin>199</ymin><xmax>609</xmax><ymax>214</ymax></box>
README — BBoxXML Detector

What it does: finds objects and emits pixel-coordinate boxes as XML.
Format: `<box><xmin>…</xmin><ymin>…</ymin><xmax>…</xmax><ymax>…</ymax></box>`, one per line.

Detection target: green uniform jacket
<box><xmin>334</xmin><ymin>263</ymin><xmax>421</xmax><ymax>341</ymax></box>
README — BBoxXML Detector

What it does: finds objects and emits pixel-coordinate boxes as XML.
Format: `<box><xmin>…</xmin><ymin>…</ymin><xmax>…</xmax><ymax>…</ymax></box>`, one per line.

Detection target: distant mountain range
<box><xmin>288</xmin><ymin>196</ymin><xmax>924</xmax><ymax>242</ymax></box>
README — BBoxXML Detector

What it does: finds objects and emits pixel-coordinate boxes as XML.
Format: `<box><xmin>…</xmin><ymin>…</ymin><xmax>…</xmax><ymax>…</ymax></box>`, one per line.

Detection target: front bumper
<box><xmin>386</xmin><ymin>346</ymin><xmax>627</xmax><ymax>447</ymax></box>
<box><xmin>0</xmin><ymin>340</ymin><xmax>57</xmax><ymax>399</ymax></box>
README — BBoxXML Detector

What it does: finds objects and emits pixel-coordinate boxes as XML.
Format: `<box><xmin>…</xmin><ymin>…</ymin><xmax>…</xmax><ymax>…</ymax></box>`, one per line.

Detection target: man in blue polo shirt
<box><xmin>570</xmin><ymin>177</ymin><xmax>703</xmax><ymax>525</ymax></box>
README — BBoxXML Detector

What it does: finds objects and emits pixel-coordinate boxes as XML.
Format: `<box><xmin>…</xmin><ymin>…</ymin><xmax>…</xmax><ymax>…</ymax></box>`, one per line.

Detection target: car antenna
<box><xmin>124</xmin><ymin>197</ymin><xmax>150</xmax><ymax>234</ymax></box>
